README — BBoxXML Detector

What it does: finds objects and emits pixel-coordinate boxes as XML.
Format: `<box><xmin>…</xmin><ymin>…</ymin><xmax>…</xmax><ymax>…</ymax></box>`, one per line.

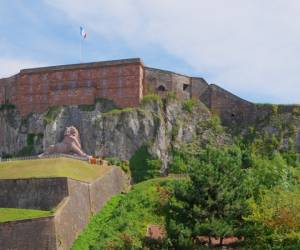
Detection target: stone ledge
<box><xmin>20</xmin><ymin>58</ymin><xmax>144</xmax><ymax>75</ymax></box>
<box><xmin>0</xmin><ymin>166</ymin><xmax>129</xmax><ymax>250</ymax></box>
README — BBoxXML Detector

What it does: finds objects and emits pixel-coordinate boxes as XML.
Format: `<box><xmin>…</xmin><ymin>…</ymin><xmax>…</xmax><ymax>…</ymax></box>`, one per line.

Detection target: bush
<box><xmin>129</xmin><ymin>145</ymin><xmax>162</xmax><ymax>183</ymax></box>
<box><xmin>244</xmin><ymin>187</ymin><xmax>300</xmax><ymax>248</ymax></box>
<box><xmin>182</xmin><ymin>99</ymin><xmax>196</xmax><ymax>113</ymax></box>
<box><xmin>141</xmin><ymin>94</ymin><xmax>162</xmax><ymax>107</ymax></box>
<box><xmin>106</xmin><ymin>157</ymin><xmax>131</xmax><ymax>176</ymax></box>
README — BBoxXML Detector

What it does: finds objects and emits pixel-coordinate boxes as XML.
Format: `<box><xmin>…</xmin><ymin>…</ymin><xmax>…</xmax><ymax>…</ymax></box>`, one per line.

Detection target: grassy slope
<box><xmin>72</xmin><ymin>178</ymin><xmax>179</xmax><ymax>250</ymax></box>
<box><xmin>0</xmin><ymin>158</ymin><xmax>111</xmax><ymax>182</ymax></box>
<box><xmin>0</xmin><ymin>208</ymin><xmax>53</xmax><ymax>223</ymax></box>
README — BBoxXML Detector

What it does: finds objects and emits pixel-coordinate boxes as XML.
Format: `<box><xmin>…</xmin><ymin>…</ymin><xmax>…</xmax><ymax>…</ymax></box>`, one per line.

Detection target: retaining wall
<box><xmin>0</xmin><ymin>166</ymin><xmax>128</xmax><ymax>250</ymax></box>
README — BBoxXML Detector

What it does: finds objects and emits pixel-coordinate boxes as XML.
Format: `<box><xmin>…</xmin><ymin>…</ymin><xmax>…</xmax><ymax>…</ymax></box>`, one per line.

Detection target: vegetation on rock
<box><xmin>43</xmin><ymin>106</ymin><xmax>62</xmax><ymax>125</ymax></box>
<box><xmin>72</xmin><ymin>111</ymin><xmax>300</xmax><ymax>249</ymax></box>
<box><xmin>129</xmin><ymin>145</ymin><xmax>162</xmax><ymax>183</ymax></box>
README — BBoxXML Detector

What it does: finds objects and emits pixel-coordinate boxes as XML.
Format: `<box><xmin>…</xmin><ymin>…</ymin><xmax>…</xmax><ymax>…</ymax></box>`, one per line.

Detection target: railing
<box><xmin>0</xmin><ymin>153</ymin><xmax>89</xmax><ymax>164</ymax></box>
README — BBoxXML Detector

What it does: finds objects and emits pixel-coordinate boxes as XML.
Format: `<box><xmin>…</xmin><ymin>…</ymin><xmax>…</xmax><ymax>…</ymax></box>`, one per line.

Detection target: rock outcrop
<box><xmin>0</xmin><ymin>98</ymin><xmax>211</xmax><ymax>170</ymax></box>
<box><xmin>1</xmin><ymin>98</ymin><xmax>299</xmax><ymax>169</ymax></box>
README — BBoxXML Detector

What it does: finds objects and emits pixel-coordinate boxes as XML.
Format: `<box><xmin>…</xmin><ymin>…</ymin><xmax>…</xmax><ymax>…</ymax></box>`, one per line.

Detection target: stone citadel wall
<box><xmin>0</xmin><ymin>58</ymin><xmax>144</xmax><ymax>116</ymax></box>
<box><xmin>0</xmin><ymin>57</ymin><xmax>258</xmax><ymax>125</ymax></box>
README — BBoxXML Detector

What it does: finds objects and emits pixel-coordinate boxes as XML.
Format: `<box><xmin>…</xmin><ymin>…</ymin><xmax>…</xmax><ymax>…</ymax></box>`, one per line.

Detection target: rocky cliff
<box><xmin>0</xmin><ymin>97</ymin><xmax>213</xmax><ymax>170</ymax></box>
<box><xmin>1</xmin><ymin>97</ymin><xmax>299</xmax><ymax>171</ymax></box>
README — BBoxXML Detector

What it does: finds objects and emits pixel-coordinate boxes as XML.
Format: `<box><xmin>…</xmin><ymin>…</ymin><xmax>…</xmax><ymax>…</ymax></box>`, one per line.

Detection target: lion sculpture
<box><xmin>40</xmin><ymin>126</ymin><xmax>91</xmax><ymax>159</ymax></box>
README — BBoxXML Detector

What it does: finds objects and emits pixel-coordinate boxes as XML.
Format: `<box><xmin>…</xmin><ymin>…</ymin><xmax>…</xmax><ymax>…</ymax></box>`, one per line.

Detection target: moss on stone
<box><xmin>44</xmin><ymin>106</ymin><xmax>62</xmax><ymax>125</ymax></box>
<box><xmin>78</xmin><ymin>104</ymin><xmax>95</xmax><ymax>112</ymax></box>
<box><xmin>0</xmin><ymin>103</ymin><xmax>16</xmax><ymax>111</ymax></box>
<box><xmin>15</xmin><ymin>133</ymin><xmax>44</xmax><ymax>157</ymax></box>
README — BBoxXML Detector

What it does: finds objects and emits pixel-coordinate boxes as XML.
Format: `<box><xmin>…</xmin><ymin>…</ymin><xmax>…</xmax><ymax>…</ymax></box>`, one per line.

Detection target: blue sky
<box><xmin>1</xmin><ymin>0</ymin><xmax>299</xmax><ymax>104</ymax></box>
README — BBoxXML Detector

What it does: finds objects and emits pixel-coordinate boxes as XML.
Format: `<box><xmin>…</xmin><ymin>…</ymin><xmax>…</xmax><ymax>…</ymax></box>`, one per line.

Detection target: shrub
<box><xmin>129</xmin><ymin>145</ymin><xmax>162</xmax><ymax>183</ymax></box>
<box><xmin>166</xmin><ymin>91</ymin><xmax>177</xmax><ymax>101</ymax></box>
<box><xmin>141</xmin><ymin>94</ymin><xmax>162</xmax><ymax>107</ymax></box>
<box><xmin>244</xmin><ymin>187</ymin><xmax>300</xmax><ymax>248</ymax></box>
<box><xmin>182</xmin><ymin>99</ymin><xmax>196</xmax><ymax>113</ymax></box>
<box><xmin>106</xmin><ymin>157</ymin><xmax>131</xmax><ymax>176</ymax></box>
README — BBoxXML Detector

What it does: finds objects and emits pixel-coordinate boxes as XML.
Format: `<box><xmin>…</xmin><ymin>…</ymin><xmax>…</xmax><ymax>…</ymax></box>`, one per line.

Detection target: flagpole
<box><xmin>80</xmin><ymin>37</ymin><xmax>82</xmax><ymax>63</ymax></box>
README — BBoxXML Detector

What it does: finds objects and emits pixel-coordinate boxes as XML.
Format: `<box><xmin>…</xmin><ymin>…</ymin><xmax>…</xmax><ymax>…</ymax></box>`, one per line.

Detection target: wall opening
<box><xmin>157</xmin><ymin>85</ymin><xmax>167</xmax><ymax>92</ymax></box>
<box><xmin>183</xmin><ymin>84</ymin><xmax>189</xmax><ymax>91</ymax></box>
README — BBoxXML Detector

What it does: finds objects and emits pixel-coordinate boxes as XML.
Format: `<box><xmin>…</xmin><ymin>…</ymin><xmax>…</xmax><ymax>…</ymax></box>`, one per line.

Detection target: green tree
<box><xmin>166</xmin><ymin>146</ymin><xmax>249</xmax><ymax>248</ymax></box>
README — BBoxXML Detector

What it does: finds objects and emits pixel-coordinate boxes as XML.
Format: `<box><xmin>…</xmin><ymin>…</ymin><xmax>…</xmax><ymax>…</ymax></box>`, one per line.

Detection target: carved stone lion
<box><xmin>40</xmin><ymin>126</ymin><xmax>91</xmax><ymax>159</ymax></box>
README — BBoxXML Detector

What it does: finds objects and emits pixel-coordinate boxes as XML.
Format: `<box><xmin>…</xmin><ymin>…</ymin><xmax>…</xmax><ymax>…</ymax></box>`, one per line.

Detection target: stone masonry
<box><xmin>0</xmin><ymin>57</ymin><xmax>260</xmax><ymax>125</ymax></box>
<box><xmin>0</xmin><ymin>165</ymin><xmax>128</xmax><ymax>250</ymax></box>
<box><xmin>0</xmin><ymin>59</ymin><xmax>144</xmax><ymax>116</ymax></box>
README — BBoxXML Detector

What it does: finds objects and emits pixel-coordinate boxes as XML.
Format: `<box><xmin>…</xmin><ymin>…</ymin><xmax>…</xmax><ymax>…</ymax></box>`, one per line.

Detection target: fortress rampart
<box><xmin>0</xmin><ymin>166</ymin><xmax>128</xmax><ymax>250</ymax></box>
<box><xmin>0</xmin><ymin>59</ymin><xmax>144</xmax><ymax>116</ymax></box>
<box><xmin>0</xmin><ymin>57</ymin><xmax>259</xmax><ymax>125</ymax></box>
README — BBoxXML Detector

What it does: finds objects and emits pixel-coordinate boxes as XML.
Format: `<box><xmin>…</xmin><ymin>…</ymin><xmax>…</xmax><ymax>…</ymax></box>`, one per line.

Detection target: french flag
<box><xmin>80</xmin><ymin>26</ymin><xmax>87</xmax><ymax>39</ymax></box>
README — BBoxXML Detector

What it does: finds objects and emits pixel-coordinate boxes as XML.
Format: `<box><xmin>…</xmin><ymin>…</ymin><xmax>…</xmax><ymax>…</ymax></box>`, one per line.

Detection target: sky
<box><xmin>0</xmin><ymin>0</ymin><xmax>299</xmax><ymax>104</ymax></box>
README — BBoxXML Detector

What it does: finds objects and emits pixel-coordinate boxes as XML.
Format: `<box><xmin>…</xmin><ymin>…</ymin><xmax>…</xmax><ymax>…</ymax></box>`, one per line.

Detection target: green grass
<box><xmin>0</xmin><ymin>158</ymin><xmax>111</xmax><ymax>182</ymax></box>
<box><xmin>72</xmin><ymin>178</ymin><xmax>178</xmax><ymax>250</ymax></box>
<box><xmin>141</xmin><ymin>94</ymin><xmax>163</xmax><ymax>107</ymax></box>
<box><xmin>182</xmin><ymin>99</ymin><xmax>197</xmax><ymax>113</ymax></box>
<box><xmin>0</xmin><ymin>208</ymin><xmax>53</xmax><ymax>223</ymax></box>
<box><xmin>102</xmin><ymin>107</ymin><xmax>135</xmax><ymax>116</ymax></box>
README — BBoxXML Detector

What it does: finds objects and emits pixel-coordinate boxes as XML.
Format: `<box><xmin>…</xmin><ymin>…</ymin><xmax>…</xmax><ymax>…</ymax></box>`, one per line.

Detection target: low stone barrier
<box><xmin>0</xmin><ymin>166</ymin><xmax>129</xmax><ymax>250</ymax></box>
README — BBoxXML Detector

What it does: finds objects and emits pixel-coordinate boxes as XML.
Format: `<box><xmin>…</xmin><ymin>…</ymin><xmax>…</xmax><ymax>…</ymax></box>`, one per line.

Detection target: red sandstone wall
<box><xmin>10</xmin><ymin>59</ymin><xmax>144</xmax><ymax>116</ymax></box>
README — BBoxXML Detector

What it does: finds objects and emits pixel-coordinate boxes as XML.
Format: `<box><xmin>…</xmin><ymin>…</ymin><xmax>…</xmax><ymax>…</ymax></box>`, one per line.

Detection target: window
<box><xmin>183</xmin><ymin>84</ymin><xmax>189</xmax><ymax>91</ymax></box>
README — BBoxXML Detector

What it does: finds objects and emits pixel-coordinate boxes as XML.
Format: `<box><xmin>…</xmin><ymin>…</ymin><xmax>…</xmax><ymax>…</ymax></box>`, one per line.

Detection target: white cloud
<box><xmin>0</xmin><ymin>58</ymin><xmax>45</xmax><ymax>78</ymax></box>
<box><xmin>45</xmin><ymin>0</ymin><xmax>300</xmax><ymax>103</ymax></box>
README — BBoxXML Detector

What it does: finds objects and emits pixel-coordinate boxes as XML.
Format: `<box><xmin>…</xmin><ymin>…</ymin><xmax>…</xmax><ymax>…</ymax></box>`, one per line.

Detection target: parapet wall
<box><xmin>199</xmin><ymin>84</ymin><xmax>257</xmax><ymax>125</ymax></box>
<box><xmin>0</xmin><ymin>166</ymin><xmax>128</xmax><ymax>250</ymax></box>
<box><xmin>0</xmin><ymin>177</ymin><xmax>68</xmax><ymax>210</ymax></box>
<box><xmin>0</xmin><ymin>58</ymin><xmax>144</xmax><ymax>116</ymax></box>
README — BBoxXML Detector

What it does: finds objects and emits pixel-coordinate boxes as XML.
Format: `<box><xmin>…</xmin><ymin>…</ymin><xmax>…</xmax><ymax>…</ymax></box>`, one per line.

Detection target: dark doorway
<box><xmin>157</xmin><ymin>85</ymin><xmax>167</xmax><ymax>91</ymax></box>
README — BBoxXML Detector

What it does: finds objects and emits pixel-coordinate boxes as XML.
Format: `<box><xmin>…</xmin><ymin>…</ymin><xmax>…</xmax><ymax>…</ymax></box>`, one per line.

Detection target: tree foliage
<box><xmin>167</xmin><ymin>146</ymin><xmax>249</xmax><ymax>248</ymax></box>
